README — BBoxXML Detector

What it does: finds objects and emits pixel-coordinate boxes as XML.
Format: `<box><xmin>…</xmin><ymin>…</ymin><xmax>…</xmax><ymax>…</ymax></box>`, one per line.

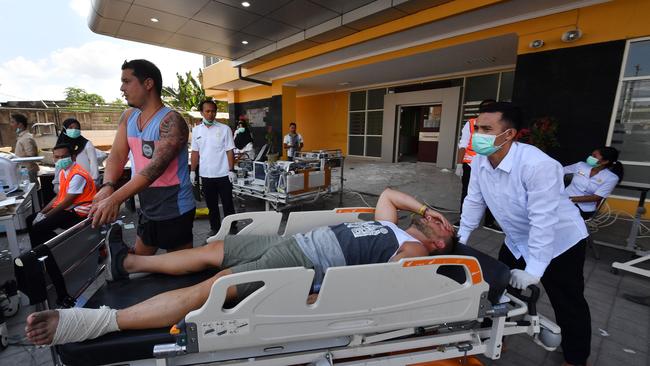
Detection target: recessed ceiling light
<box><xmin>150</xmin><ymin>17</ymin><xmax>159</xmax><ymax>23</ymax></box>
<box><xmin>338</xmin><ymin>82</ymin><xmax>351</xmax><ymax>86</ymax></box>
<box><xmin>241</xmin><ymin>40</ymin><xmax>249</xmax><ymax>45</ymax></box>
<box><xmin>241</xmin><ymin>2</ymin><xmax>251</xmax><ymax>7</ymax></box>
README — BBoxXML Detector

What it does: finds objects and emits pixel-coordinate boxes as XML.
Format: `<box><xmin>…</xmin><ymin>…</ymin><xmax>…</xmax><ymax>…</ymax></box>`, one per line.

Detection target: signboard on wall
<box><xmin>246</xmin><ymin>107</ymin><xmax>269</xmax><ymax>127</ymax></box>
<box><xmin>419</xmin><ymin>132</ymin><xmax>439</xmax><ymax>142</ymax></box>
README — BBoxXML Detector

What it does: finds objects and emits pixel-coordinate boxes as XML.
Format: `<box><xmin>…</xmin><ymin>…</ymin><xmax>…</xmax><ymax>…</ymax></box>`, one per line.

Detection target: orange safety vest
<box><xmin>53</xmin><ymin>163</ymin><xmax>97</xmax><ymax>217</ymax></box>
<box><xmin>462</xmin><ymin>118</ymin><xmax>477</xmax><ymax>163</ymax></box>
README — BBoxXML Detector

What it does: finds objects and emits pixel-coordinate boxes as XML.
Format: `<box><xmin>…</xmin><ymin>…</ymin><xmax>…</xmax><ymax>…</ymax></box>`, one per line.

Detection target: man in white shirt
<box><xmin>458</xmin><ymin>102</ymin><xmax>590</xmax><ymax>366</ymax></box>
<box><xmin>191</xmin><ymin>100</ymin><xmax>237</xmax><ymax>236</ymax></box>
<box><xmin>283</xmin><ymin>122</ymin><xmax>303</xmax><ymax>160</ymax></box>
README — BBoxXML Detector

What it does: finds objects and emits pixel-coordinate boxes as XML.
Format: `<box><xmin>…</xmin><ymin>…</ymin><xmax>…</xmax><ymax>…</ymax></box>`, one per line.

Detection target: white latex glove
<box><xmin>190</xmin><ymin>171</ymin><xmax>196</xmax><ymax>185</ymax></box>
<box><xmin>509</xmin><ymin>269</ymin><xmax>540</xmax><ymax>290</ymax></box>
<box><xmin>454</xmin><ymin>163</ymin><xmax>463</xmax><ymax>177</ymax></box>
<box><xmin>33</xmin><ymin>212</ymin><xmax>46</xmax><ymax>225</ymax></box>
<box><xmin>228</xmin><ymin>171</ymin><xmax>237</xmax><ymax>184</ymax></box>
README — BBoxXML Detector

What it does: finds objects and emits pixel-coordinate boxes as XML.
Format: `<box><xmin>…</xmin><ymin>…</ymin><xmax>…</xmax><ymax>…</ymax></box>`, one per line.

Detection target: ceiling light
<box><xmin>241</xmin><ymin>40</ymin><xmax>249</xmax><ymax>45</ymax></box>
<box><xmin>241</xmin><ymin>2</ymin><xmax>251</xmax><ymax>7</ymax></box>
<box><xmin>150</xmin><ymin>17</ymin><xmax>159</xmax><ymax>23</ymax></box>
<box><xmin>529</xmin><ymin>39</ymin><xmax>544</xmax><ymax>49</ymax></box>
<box><xmin>338</xmin><ymin>82</ymin><xmax>351</xmax><ymax>86</ymax></box>
<box><xmin>561</xmin><ymin>29</ymin><xmax>582</xmax><ymax>43</ymax></box>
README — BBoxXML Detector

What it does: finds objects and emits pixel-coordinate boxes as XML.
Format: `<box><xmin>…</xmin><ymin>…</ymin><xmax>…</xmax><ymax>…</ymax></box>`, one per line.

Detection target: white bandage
<box><xmin>51</xmin><ymin>306</ymin><xmax>120</xmax><ymax>345</ymax></box>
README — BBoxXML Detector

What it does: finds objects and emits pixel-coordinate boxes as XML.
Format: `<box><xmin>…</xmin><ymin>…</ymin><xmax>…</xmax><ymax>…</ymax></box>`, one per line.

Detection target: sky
<box><xmin>0</xmin><ymin>0</ymin><xmax>204</xmax><ymax>102</ymax></box>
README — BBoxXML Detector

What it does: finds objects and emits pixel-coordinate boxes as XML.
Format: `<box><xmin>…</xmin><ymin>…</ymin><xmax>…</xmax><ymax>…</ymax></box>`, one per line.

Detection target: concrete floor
<box><xmin>0</xmin><ymin>158</ymin><xmax>649</xmax><ymax>365</ymax></box>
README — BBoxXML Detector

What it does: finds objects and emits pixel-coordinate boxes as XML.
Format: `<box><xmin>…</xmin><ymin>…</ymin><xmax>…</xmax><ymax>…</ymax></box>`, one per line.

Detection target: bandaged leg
<box><xmin>51</xmin><ymin>306</ymin><xmax>120</xmax><ymax>345</ymax></box>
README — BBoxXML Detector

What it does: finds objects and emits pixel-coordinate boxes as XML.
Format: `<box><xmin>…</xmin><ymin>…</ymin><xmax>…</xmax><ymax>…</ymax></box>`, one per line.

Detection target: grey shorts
<box><xmin>223</xmin><ymin>235</ymin><xmax>314</xmax><ymax>297</ymax></box>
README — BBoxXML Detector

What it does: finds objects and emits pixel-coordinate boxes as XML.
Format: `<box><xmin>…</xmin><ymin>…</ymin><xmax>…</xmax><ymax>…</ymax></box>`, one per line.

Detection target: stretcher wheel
<box><xmin>0</xmin><ymin>323</ymin><xmax>8</xmax><ymax>350</ymax></box>
<box><xmin>0</xmin><ymin>294</ymin><xmax>20</xmax><ymax>318</ymax></box>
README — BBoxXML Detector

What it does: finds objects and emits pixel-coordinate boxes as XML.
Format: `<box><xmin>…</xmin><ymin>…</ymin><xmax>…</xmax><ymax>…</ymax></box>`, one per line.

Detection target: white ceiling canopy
<box><xmin>88</xmin><ymin>0</ymin><xmax>451</xmax><ymax>61</ymax></box>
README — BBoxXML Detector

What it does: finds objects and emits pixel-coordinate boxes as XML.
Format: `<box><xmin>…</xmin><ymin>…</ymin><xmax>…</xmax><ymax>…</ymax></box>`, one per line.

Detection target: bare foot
<box><xmin>25</xmin><ymin>310</ymin><xmax>59</xmax><ymax>345</ymax></box>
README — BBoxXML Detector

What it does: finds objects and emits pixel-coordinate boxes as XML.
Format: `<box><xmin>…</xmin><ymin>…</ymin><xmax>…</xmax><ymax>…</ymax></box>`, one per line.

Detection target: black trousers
<box><xmin>460</xmin><ymin>162</ymin><xmax>495</xmax><ymax>225</ymax></box>
<box><xmin>27</xmin><ymin>210</ymin><xmax>84</xmax><ymax>248</ymax></box>
<box><xmin>498</xmin><ymin>240</ymin><xmax>591</xmax><ymax>365</ymax></box>
<box><xmin>201</xmin><ymin>176</ymin><xmax>235</xmax><ymax>232</ymax></box>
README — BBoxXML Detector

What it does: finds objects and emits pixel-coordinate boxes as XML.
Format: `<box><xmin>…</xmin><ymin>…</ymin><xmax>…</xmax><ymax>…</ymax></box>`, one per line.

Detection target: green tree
<box><xmin>162</xmin><ymin>70</ymin><xmax>227</xmax><ymax>113</ymax></box>
<box><xmin>64</xmin><ymin>87</ymin><xmax>105</xmax><ymax>105</ymax></box>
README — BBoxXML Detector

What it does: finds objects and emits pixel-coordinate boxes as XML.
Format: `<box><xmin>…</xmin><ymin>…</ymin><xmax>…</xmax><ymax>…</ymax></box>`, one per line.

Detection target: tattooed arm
<box><xmin>90</xmin><ymin>110</ymin><xmax>189</xmax><ymax>226</ymax></box>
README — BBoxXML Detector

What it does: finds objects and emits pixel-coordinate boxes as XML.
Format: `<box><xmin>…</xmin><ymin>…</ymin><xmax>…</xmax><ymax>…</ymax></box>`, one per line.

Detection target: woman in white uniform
<box><xmin>563</xmin><ymin>146</ymin><xmax>623</xmax><ymax>219</ymax></box>
<box><xmin>54</xmin><ymin>118</ymin><xmax>100</xmax><ymax>190</ymax></box>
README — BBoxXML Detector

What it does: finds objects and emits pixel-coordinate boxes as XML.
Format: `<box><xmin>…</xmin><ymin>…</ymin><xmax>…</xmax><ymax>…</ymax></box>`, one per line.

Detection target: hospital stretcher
<box><xmin>14</xmin><ymin>208</ymin><xmax>561</xmax><ymax>366</ymax></box>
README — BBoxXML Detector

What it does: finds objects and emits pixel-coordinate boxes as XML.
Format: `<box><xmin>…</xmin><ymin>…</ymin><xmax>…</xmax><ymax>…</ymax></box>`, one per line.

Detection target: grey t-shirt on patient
<box><xmin>293</xmin><ymin>221</ymin><xmax>400</xmax><ymax>291</ymax></box>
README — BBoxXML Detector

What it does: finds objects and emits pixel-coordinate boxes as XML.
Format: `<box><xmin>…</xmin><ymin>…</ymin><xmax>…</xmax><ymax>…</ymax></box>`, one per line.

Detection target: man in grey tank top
<box><xmin>26</xmin><ymin>188</ymin><xmax>457</xmax><ymax>346</ymax></box>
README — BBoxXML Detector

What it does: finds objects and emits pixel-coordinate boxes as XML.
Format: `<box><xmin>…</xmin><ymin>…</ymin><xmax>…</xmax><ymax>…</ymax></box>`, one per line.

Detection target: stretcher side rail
<box><xmin>180</xmin><ymin>255</ymin><xmax>489</xmax><ymax>353</ymax></box>
<box><xmin>14</xmin><ymin>218</ymin><xmax>106</xmax><ymax>308</ymax></box>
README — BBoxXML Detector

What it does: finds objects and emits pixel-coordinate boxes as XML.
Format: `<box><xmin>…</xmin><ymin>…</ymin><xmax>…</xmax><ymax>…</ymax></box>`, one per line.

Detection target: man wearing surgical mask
<box><xmin>458</xmin><ymin>102</ymin><xmax>591</xmax><ymax>366</ymax></box>
<box><xmin>26</xmin><ymin>143</ymin><xmax>97</xmax><ymax>248</ymax></box>
<box><xmin>190</xmin><ymin>100</ymin><xmax>236</xmax><ymax>237</ymax></box>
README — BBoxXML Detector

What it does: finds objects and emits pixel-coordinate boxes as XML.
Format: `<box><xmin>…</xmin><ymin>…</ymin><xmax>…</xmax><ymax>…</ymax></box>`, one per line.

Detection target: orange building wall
<box><xmin>295</xmin><ymin>92</ymin><xmax>349</xmax><ymax>155</ymax></box>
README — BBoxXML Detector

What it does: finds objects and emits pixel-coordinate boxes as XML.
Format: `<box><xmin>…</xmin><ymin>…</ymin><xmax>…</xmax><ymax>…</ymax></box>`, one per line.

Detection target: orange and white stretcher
<box><xmin>14</xmin><ymin>208</ymin><xmax>561</xmax><ymax>366</ymax></box>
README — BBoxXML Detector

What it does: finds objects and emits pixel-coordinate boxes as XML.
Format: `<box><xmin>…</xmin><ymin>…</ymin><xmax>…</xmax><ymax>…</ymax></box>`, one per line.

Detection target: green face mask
<box><xmin>202</xmin><ymin>118</ymin><xmax>215</xmax><ymax>126</ymax></box>
<box><xmin>65</xmin><ymin>128</ymin><xmax>81</xmax><ymax>138</ymax></box>
<box><xmin>55</xmin><ymin>157</ymin><xmax>73</xmax><ymax>170</ymax></box>
<box><xmin>586</xmin><ymin>156</ymin><xmax>599</xmax><ymax>167</ymax></box>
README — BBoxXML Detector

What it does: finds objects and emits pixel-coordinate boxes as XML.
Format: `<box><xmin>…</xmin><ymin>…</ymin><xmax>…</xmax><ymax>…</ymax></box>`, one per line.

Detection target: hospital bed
<box><xmin>14</xmin><ymin>209</ymin><xmax>561</xmax><ymax>366</ymax></box>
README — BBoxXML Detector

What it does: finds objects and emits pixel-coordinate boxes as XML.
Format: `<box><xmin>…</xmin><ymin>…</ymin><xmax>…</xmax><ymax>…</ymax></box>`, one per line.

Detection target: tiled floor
<box><xmin>0</xmin><ymin>159</ymin><xmax>648</xmax><ymax>365</ymax></box>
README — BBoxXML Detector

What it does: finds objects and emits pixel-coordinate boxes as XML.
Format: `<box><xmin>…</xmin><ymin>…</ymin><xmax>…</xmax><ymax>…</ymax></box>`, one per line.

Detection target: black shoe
<box><xmin>483</xmin><ymin>222</ymin><xmax>504</xmax><ymax>234</ymax></box>
<box><xmin>106</xmin><ymin>224</ymin><xmax>130</xmax><ymax>281</ymax></box>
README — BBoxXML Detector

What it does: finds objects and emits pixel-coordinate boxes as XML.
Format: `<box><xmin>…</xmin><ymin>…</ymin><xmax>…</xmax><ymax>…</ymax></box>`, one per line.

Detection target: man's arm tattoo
<box><xmin>139</xmin><ymin>112</ymin><xmax>189</xmax><ymax>182</ymax></box>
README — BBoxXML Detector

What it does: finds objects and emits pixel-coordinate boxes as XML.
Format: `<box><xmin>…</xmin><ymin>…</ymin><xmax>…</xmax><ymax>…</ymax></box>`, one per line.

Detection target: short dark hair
<box><xmin>199</xmin><ymin>99</ymin><xmax>217</xmax><ymax>112</ymax></box>
<box><xmin>436</xmin><ymin>234</ymin><xmax>458</xmax><ymax>255</ymax></box>
<box><xmin>53</xmin><ymin>143</ymin><xmax>73</xmax><ymax>156</ymax></box>
<box><xmin>10</xmin><ymin>113</ymin><xmax>28</xmax><ymax>128</ymax></box>
<box><xmin>478</xmin><ymin>99</ymin><xmax>496</xmax><ymax>111</ymax></box>
<box><xmin>479</xmin><ymin>102</ymin><xmax>523</xmax><ymax>130</ymax></box>
<box><xmin>121</xmin><ymin>59</ymin><xmax>163</xmax><ymax>96</ymax></box>
<box><xmin>289</xmin><ymin>122</ymin><xmax>297</xmax><ymax>127</ymax></box>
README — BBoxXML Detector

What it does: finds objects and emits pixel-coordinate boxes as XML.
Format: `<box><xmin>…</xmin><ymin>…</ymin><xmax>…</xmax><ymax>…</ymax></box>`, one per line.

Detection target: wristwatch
<box><xmin>100</xmin><ymin>182</ymin><xmax>116</xmax><ymax>190</ymax></box>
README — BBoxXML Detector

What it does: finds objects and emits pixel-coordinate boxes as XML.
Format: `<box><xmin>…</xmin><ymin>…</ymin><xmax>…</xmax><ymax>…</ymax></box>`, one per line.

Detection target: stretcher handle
<box><xmin>506</xmin><ymin>284</ymin><xmax>540</xmax><ymax>316</ymax></box>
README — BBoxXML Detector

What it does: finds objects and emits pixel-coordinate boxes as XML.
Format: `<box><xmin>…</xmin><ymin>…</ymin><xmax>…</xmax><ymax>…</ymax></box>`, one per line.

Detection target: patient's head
<box><xmin>409</xmin><ymin>216</ymin><xmax>457</xmax><ymax>255</ymax></box>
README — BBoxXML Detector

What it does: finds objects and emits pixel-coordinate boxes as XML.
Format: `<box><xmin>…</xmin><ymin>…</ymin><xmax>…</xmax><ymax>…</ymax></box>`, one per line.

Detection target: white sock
<box><xmin>50</xmin><ymin>306</ymin><xmax>120</xmax><ymax>345</ymax></box>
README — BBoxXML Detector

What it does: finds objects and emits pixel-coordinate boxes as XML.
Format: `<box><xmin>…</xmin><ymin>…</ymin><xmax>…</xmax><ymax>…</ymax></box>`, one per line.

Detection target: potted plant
<box><xmin>516</xmin><ymin>116</ymin><xmax>560</xmax><ymax>153</ymax></box>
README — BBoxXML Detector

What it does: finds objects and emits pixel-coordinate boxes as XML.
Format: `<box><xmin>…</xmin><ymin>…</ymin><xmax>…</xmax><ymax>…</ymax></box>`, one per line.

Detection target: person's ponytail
<box><xmin>609</xmin><ymin>161</ymin><xmax>624</xmax><ymax>181</ymax></box>
<box><xmin>598</xmin><ymin>146</ymin><xmax>624</xmax><ymax>181</ymax></box>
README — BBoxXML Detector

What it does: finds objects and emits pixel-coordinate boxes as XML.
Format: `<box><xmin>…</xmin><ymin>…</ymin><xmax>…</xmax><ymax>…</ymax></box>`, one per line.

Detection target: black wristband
<box><xmin>100</xmin><ymin>182</ymin><xmax>116</xmax><ymax>190</ymax></box>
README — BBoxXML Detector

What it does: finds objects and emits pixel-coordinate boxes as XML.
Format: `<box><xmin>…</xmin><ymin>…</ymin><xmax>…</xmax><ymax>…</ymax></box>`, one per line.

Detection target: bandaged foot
<box><xmin>26</xmin><ymin>306</ymin><xmax>120</xmax><ymax>345</ymax></box>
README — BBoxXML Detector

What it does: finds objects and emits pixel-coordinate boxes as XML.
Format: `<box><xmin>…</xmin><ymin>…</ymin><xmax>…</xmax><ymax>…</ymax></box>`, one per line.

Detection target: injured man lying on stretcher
<box><xmin>25</xmin><ymin>187</ymin><xmax>457</xmax><ymax>346</ymax></box>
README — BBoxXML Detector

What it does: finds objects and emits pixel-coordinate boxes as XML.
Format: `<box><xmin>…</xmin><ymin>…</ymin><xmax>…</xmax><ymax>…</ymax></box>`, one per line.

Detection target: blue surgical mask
<box><xmin>472</xmin><ymin>130</ymin><xmax>510</xmax><ymax>156</ymax></box>
<box><xmin>65</xmin><ymin>128</ymin><xmax>81</xmax><ymax>138</ymax></box>
<box><xmin>15</xmin><ymin>128</ymin><xmax>21</xmax><ymax>134</ymax></box>
<box><xmin>237</xmin><ymin>127</ymin><xmax>245</xmax><ymax>134</ymax></box>
<box><xmin>586</xmin><ymin>156</ymin><xmax>599</xmax><ymax>167</ymax></box>
<box><xmin>55</xmin><ymin>157</ymin><xmax>73</xmax><ymax>170</ymax></box>
<box><xmin>202</xmin><ymin>118</ymin><xmax>215</xmax><ymax>126</ymax></box>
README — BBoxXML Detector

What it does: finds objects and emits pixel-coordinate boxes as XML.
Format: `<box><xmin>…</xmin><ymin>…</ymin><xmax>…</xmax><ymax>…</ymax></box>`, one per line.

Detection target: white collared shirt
<box><xmin>564</xmin><ymin>162</ymin><xmax>619</xmax><ymax>212</ymax></box>
<box><xmin>61</xmin><ymin>163</ymin><xmax>87</xmax><ymax>194</ymax></box>
<box><xmin>458</xmin><ymin>142</ymin><xmax>588</xmax><ymax>278</ymax></box>
<box><xmin>191</xmin><ymin>122</ymin><xmax>235</xmax><ymax>178</ymax></box>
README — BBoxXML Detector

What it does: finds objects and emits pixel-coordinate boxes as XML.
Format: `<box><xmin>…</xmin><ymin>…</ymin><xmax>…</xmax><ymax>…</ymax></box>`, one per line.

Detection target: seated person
<box><xmin>25</xmin><ymin>187</ymin><xmax>455</xmax><ymax>346</ymax></box>
<box><xmin>26</xmin><ymin>143</ymin><xmax>97</xmax><ymax>248</ymax></box>
<box><xmin>563</xmin><ymin>146</ymin><xmax>623</xmax><ymax>219</ymax></box>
